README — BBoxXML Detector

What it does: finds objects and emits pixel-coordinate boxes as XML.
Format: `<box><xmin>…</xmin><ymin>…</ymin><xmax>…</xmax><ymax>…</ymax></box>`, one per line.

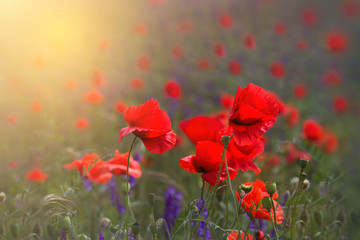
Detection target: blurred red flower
<box><xmin>237</xmin><ymin>179</ymin><xmax>283</xmax><ymax>224</ymax></box>
<box><xmin>322</xmin><ymin>70</ymin><xmax>341</xmax><ymax>85</ymax></box>
<box><xmin>326</xmin><ymin>33</ymin><xmax>348</xmax><ymax>52</ymax></box>
<box><xmin>197</xmin><ymin>59</ymin><xmax>213</xmax><ymax>70</ymax></box>
<box><xmin>106</xmin><ymin>150</ymin><xmax>142</xmax><ymax>178</ymax></box>
<box><xmin>214</xmin><ymin>43</ymin><xmax>226</xmax><ymax>57</ymax></box>
<box><xmin>220</xmin><ymin>93</ymin><xmax>235</xmax><ymax>109</ymax></box>
<box><xmin>172</xmin><ymin>46</ymin><xmax>183</xmax><ymax>59</ymax></box>
<box><xmin>164</xmin><ymin>80</ymin><xmax>182</xmax><ymax>99</ymax></box>
<box><xmin>284</xmin><ymin>143</ymin><xmax>311</xmax><ymax>164</ymax></box>
<box><xmin>342</xmin><ymin>1</ymin><xmax>358</xmax><ymax>18</ymax></box>
<box><xmin>294</xmin><ymin>84</ymin><xmax>307</xmax><ymax>99</ymax></box>
<box><xmin>270</xmin><ymin>62</ymin><xmax>285</xmax><ymax>78</ymax></box>
<box><xmin>274</xmin><ymin>22</ymin><xmax>286</xmax><ymax>34</ymax></box>
<box><xmin>219</xmin><ymin>14</ymin><xmax>233</xmax><ymax>28</ymax></box>
<box><xmin>302</xmin><ymin>9</ymin><xmax>317</xmax><ymax>25</ymax></box>
<box><xmin>84</xmin><ymin>89</ymin><xmax>103</xmax><ymax>104</ymax></box>
<box><xmin>227</xmin><ymin>232</ymin><xmax>253</xmax><ymax>240</ymax></box>
<box><xmin>115</xmin><ymin>101</ymin><xmax>127</xmax><ymax>114</ymax></box>
<box><xmin>8</xmin><ymin>160</ymin><xmax>19</xmax><ymax>168</ymax></box>
<box><xmin>229</xmin><ymin>84</ymin><xmax>279</xmax><ymax>146</ymax></box>
<box><xmin>267</xmin><ymin>91</ymin><xmax>286</xmax><ymax>115</ymax></box>
<box><xmin>244</xmin><ymin>34</ymin><xmax>256</xmax><ymax>49</ymax></box>
<box><xmin>285</xmin><ymin>104</ymin><xmax>300</xmax><ymax>128</ymax></box>
<box><xmin>302</xmin><ymin>120</ymin><xmax>324</xmax><ymax>142</ymax></box>
<box><xmin>296</xmin><ymin>40</ymin><xmax>308</xmax><ymax>50</ymax></box>
<box><xmin>229</xmin><ymin>60</ymin><xmax>242</xmax><ymax>75</ymax></box>
<box><xmin>119</xmin><ymin>99</ymin><xmax>176</xmax><ymax>154</ymax></box>
<box><xmin>333</xmin><ymin>96</ymin><xmax>349</xmax><ymax>113</ymax></box>
<box><xmin>137</xmin><ymin>55</ymin><xmax>151</xmax><ymax>71</ymax></box>
<box><xmin>7</xmin><ymin>115</ymin><xmax>18</xmax><ymax>124</ymax></box>
<box><xmin>75</xmin><ymin>118</ymin><xmax>89</xmax><ymax>129</ymax></box>
<box><xmin>130</xmin><ymin>77</ymin><xmax>145</xmax><ymax>89</ymax></box>
<box><xmin>92</xmin><ymin>70</ymin><xmax>105</xmax><ymax>87</ymax></box>
<box><xmin>321</xmin><ymin>131</ymin><xmax>338</xmax><ymax>154</ymax></box>
<box><xmin>27</xmin><ymin>168</ymin><xmax>47</xmax><ymax>183</ymax></box>
<box><xmin>31</xmin><ymin>101</ymin><xmax>42</xmax><ymax>112</ymax></box>
<box><xmin>134</xmin><ymin>23</ymin><xmax>148</xmax><ymax>35</ymax></box>
<box><xmin>176</xmin><ymin>21</ymin><xmax>194</xmax><ymax>33</ymax></box>
<box><xmin>179</xmin><ymin>141</ymin><xmax>237</xmax><ymax>186</ymax></box>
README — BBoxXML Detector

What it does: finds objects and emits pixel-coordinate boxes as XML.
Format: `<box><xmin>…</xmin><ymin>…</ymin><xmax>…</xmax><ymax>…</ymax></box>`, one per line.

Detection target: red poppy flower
<box><xmin>164</xmin><ymin>80</ymin><xmax>182</xmax><ymax>99</ymax></box>
<box><xmin>65</xmin><ymin>80</ymin><xmax>77</xmax><ymax>90</ymax></box>
<box><xmin>302</xmin><ymin>120</ymin><xmax>324</xmax><ymax>142</ymax></box>
<box><xmin>244</xmin><ymin>34</ymin><xmax>256</xmax><ymax>49</ymax></box>
<box><xmin>31</xmin><ymin>101</ymin><xmax>42</xmax><ymax>112</ymax></box>
<box><xmin>284</xmin><ymin>143</ymin><xmax>311</xmax><ymax>164</ymax></box>
<box><xmin>220</xmin><ymin>93</ymin><xmax>235</xmax><ymax>109</ymax></box>
<box><xmin>229</xmin><ymin>84</ymin><xmax>279</xmax><ymax>146</ymax></box>
<box><xmin>115</xmin><ymin>101</ymin><xmax>127</xmax><ymax>114</ymax></box>
<box><xmin>274</xmin><ymin>22</ymin><xmax>286</xmax><ymax>34</ymax></box>
<box><xmin>130</xmin><ymin>77</ymin><xmax>145</xmax><ymax>89</ymax></box>
<box><xmin>134</xmin><ymin>23</ymin><xmax>148</xmax><ymax>35</ymax></box>
<box><xmin>302</xmin><ymin>9</ymin><xmax>317</xmax><ymax>25</ymax></box>
<box><xmin>85</xmin><ymin>161</ymin><xmax>113</xmax><ymax>184</ymax></box>
<box><xmin>7</xmin><ymin>115</ymin><xmax>18</xmax><ymax>124</ymax></box>
<box><xmin>267</xmin><ymin>91</ymin><xmax>286</xmax><ymax>115</ymax></box>
<box><xmin>119</xmin><ymin>99</ymin><xmax>176</xmax><ymax>154</ymax></box>
<box><xmin>84</xmin><ymin>89</ymin><xmax>103</xmax><ymax>104</ymax></box>
<box><xmin>293</xmin><ymin>84</ymin><xmax>307</xmax><ymax>99</ymax></box>
<box><xmin>92</xmin><ymin>70</ymin><xmax>105</xmax><ymax>87</ymax></box>
<box><xmin>270</xmin><ymin>62</ymin><xmax>285</xmax><ymax>78</ymax></box>
<box><xmin>285</xmin><ymin>104</ymin><xmax>299</xmax><ymax>128</ymax></box>
<box><xmin>137</xmin><ymin>55</ymin><xmax>151</xmax><ymax>71</ymax></box>
<box><xmin>227</xmin><ymin>232</ymin><xmax>254</xmax><ymax>240</ymax></box>
<box><xmin>172</xmin><ymin>46</ymin><xmax>183</xmax><ymax>59</ymax></box>
<box><xmin>197</xmin><ymin>59</ymin><xmax>213</xmax><ymax>70</ymax></box>
<box><xmin>342</xmin><ymin>1</ymin><xmax>358</xmax><ymax>18</ymax></box>
<box><xmin>179</xmin><ymin>141</ymin><xmax>237</xmax><ymax>186</ymax></box>
<box><xmin>100</xmin><ymin>40</ymin><xmax>110</xmax><ymax>49</ymax></box>
<box><xmin>214</xmin><ymin>43</ymin><xmax>226</xmax><ymax>57</ymax></box>
<box><xmin>237</xmin><ymin>179</ymin><xmax>283</xmax><ymax>224</ymax></box>
<box><xmin>326</xmin><ymin>32</ymin><xmax>348</xmax><ymax>52</ymax></box>
<box><xmin>63</xmin><ymin>153</ymin><xmax>100</xmax><ymax>176</ymax></box>
<box><xmin>229</xmin><ymin>60</ymin><xmax>241</xmax><ymax>75</ymax></box>
<box><xmin>179</xmin><ymin>116</ymin><xmax>224</xmax><ymax>145</ymax></box>
<box><xmin>321</xmin><ymin>131</ymin><xmax>338</xmax><ymax>154</ymax></box>
<box><xmin>8</xmin><ymin>160</ymin><xmax>19</xmax><ymax>168</ymax></box>
<box><xmin>333</xmin><ymin>96</ymin><xmax>349</xmax><ymax>113</ymax></box>
<box><xmin>322</xmin><ymin>70</ymin><xmax>341</xmax><ymax>85</ymax></box>
<box><xmin>106</xmin><ymin>150</ymin><xmax>142</xmax><ymax>178</ymax></box>
<box><xmin>27</xmin><ymin>168</ymin><xmax>47</xmax><ymax>183</ymax></box>
<box><xmin>219</xmin><ymin>14</ymin><xmax>233</xmax><ymax>28</ymax></box>
<box><xmin>75</xmin><ymin>118</ymin><xmax>89</xmax><ymax>129</ymax></box>
<box><xmin>296</xmin><ymin>40</ymin><xmax>308</xmax><ymax>50</ymax></box>
<box><xmin>176</xmin><ymin>21</ymin><xmax>194</xmax><ymax>33</ymax></box>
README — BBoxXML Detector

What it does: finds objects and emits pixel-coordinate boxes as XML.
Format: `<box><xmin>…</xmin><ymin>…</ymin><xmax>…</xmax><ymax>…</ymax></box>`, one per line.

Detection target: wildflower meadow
<box><xmin>0</xmin><ymin>0</ymin><xmax>359</xmax><ymax>239</ymax></box>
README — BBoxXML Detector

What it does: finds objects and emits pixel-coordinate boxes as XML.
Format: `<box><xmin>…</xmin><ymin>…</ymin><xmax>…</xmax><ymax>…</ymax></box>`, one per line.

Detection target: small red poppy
<box><xmin>294</xmin><ymin>84</ymin><xmax>307</xmax><ymax>99</ymax></box>
<box><xmin>244</xmin><ymin>34</ymin><xmax>256</xmax><ymax>49</ymax></box>
<box><xmin>322</xmin><ymin>70</ymin><xmax>341</xmax><ymax>85</ymax></box>
<box><xmin>106</xmin><ymin>150</ymin><xmax>142</xmax><ymax>178</ymax></box>
<box><xmin>130</xmin><ymin>78</ymin><xmax>145</xmax><ymax>89</ymax></box>
<box><xmin>115</xmin><ymin>101</ymin><xmax>127</xmax><ymax>114</ymax></box>
<box><xmin>333</xmin><ymin>96</ymin><xmax>349</xmax><ymax>113</ymax></box>
<box><xmin>220</xmin><ymin>93</ymin><xmax>235</xmax><ymax>109</ymax></box>
<box><xmin>164</xmin><ymin>80</ymin><xmax>182</xmax><ymax>99</ymax></box>
<box><xmin>229</xmin><ymin>84</ymin><xmax>279</xmax><ymax>146</ymax></box>
<box><xmin>27</xmin><ymin>168</ymin><xmax>47</xmax><ymax>183</ymax></box>
<box><xmin>302</xmin><ymin>120</ymin><xmax>324</xmax><ymax>142</ymax></box>
<box><xmin>31</xmin><ymin>101</ymin><xmax>42</xmax><ymax>112</ymax></box>
<box><xmin>172</xmin><ymin>46</ymin><xmax>183</xmax><ymax>59</ymax></box>
<box><xmin>270</xmin><ymin>62</ymin><xmax>285</xmax><ymax>78</ymax></box>
<box><xmin>274</xmin><ymin>22</ymin><xmax>286</xmax><ymax>34</ymax></box>
<box><xmin>75</xmin><ymin>118</ymin><xmax>89</xmax><ymax>129</ymax></box>
<box><xmin>302</xmin><ymin>9</ymin><xmax>317</xmax><ymax>25</ymax></box>
<box><xmin>296</xmin><ymin>40</ymin><xmax>308</xmax><ymax>50</ymax></box>
<box><xmin>137</xmin><ymin>55</ymin><xmax>151</xmax><ymax>71</ymax></box>
<box><xmin>227</xmin><ymin>232</ymin><xmax>254</xmax><ymax>240</ymax></box>
<box><xmin>229</xmin><ymin>60</ymin><xmax>241</xmax><ymax>75</ymax></box>
<box><xmin>214</xmin><ymin>43</ymin><xmax>226</xmax><ymax>57</ymax></box>
<box><xmin>342</xmin><ymin>1</ymin><xmax>359</xmax><ymax>18</ymax></box>
<box><xmin>7</xmin><ymin>115</ymin><xmax>18</xmax><ymax>124</ymax></box>
<box><xmin>84</xmin><ymin>90</ymin><xmax>103</xmax><ymax>104</ymax></box>
<box><xmin>326</xmin><ymin>32</ymin><xmax>348</xmax><ymax>52</ymax></box>
<box><xmin>219</xmin><ymin>14</ymin><xmax>233</xmax><ymax>28</ymax></box>
<box><xmin>285</xmin><ymin>104</ymin><xmax>300</xmax><ymax>128</ymax></box>
<box><xmin>119</xmin><ymin>99</ymin><xmax>177</xmax><ymax>154</ymax></box>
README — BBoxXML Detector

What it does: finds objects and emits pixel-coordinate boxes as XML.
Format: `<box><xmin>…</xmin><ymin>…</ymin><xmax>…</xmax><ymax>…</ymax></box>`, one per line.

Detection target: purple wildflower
<box><xmin>61</xmin><ymin>230</ymin><xmax>66</xmax><ymax>240</ymax></box>
<box><xmin>83</xmin><ymin>177</ymin><xmax>92</xmax><ymax>191</ymax></box>
<box><xmin>194</xmin><ymin>200</ymin><xmax>211</xmax><ymax>239</ymax></box>
<box><xmin>163</xmin><ymin>185</ymin><xmax>182</xmax><ymax>233</ymax></box>
<box><xmin>99</xmin><ymin>232</ymin><xmax>104</xmax><ymax>240</ymax></box>
<box><xmin>106</xmin><ymin>177</ymin><xmax>125</xmax><ymax>215</ymax></box>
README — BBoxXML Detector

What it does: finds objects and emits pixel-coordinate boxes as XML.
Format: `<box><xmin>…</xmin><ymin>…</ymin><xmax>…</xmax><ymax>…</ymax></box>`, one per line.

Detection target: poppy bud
<box><xmin>265</xmin><ymin>182</ymin><xmax>277</xmax><ymax>197</ymax></box>
<box><xmin>122</xmin><ymin>183</ymin><xmax>131</xmax><ymax>193</ymax></box>
<box><xmin>10</xmin><ymin>224</ymin><xmax>19</xmax><ymax>238</ymax></box>
<box><xmin>299</xmin><ymin>210</ymin><xmax>309</xmax><ymax>223</ymax></box>
<box><xmin>32</xmin><ymin>223</ymin><xmax>42</xmax><ymax>236</ymax></box>
<box><xmin>148</xmin><ymin>193</ymin><xmax>155</xmax><ymax>207</ymax></box>
<box><xmin>262</xmin><ymin>197</ymin><xmax>272</xmax><ymax>210</ymax></box>
<box><xmin>131</xmin><ymin>222</ymin><xmax>141</xmax><ymax>236</ymax></box>
<box><xmin>255</xmin><ymin>230</ymin><xmax>264</xmax><ymax>240</ymax></box>
<box><xmin>192</xmin><ymin>205</ymin><xmax>199</xmax><ymax>214</ymax></box>
<box><xmin>47</xmin><ymin>224</ymin><xmax>58</xmax><ymax>238</ymax></box>
<box><xmin>221</xmin><ymin>135</ymin><xmax>231</xmax><ymax>148</ymax></box>
<box><xmin>59</xmin><ymin>216</ymin><xmax>71</xmax><ymax>231</ymax></box>
<box><xmin>299</xmin><ymin>158</ymin><xmax>308</xmax><ymax>169</ymax></box>
<box><xmin>302</xmin><ymin>179</ymin><xmax>310</xmax><ymax>190</ymax></box>
<box><xmin>336</xmin><ymin>210</ymin><xmax>346</xmax><ymax>225</ymax></box>
<box><xmin>240</xmin><ymin>184</ymin><xmax>253</xmax><ymax>194</ymax></box>
<box><xmin>0</xmin><ymin>192</ymin><xmax>6</xmax><ymax>203</ymax></box>
<box><xmin>150</xmin><ymin>222</ymin><xmax>158</xmax><ymax>235</ymax></box>
<box><xmin>314</xmin><ymin>211</ymin><xmax>324</xmax><ymax>226</ymax></box>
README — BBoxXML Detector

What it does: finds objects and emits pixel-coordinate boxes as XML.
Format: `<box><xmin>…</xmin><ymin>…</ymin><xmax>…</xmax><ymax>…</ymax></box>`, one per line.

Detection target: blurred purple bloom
<box><xmin>61</xmin><ymin>230</ymin><xmax>66</xmax><ymax>240</ymax></box>
<box><xmin>163</xmin><ymin>185</ymin><xmax>182</xmax><ymax>233</ymax></box>
<box><xmin>83</xmin><ymin>177</ymin><xmax>92</xmax><ymax>191</ymax></box>
<box><xmin>106</xmin><ymin>177</ymin><xmax>125</xmax><ymax>215</ymax></box>
<box><xmin>194</xmin><ymin>200</ymin><xmax>211</xmax><ymax>239</ymax></box>
<box><xmin>99</xmin><ymin>232</ymin><xmax>104</xmax><ymax>240</ymax></box>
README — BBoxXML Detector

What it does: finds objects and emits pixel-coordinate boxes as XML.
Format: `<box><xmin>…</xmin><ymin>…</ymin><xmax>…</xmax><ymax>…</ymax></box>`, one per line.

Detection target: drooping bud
<box><xmin>299</xmin><ymin>158</ymin><xmax>308</xmax><ymax>169</ymax></box>
<box><xmin>131</xmin><ymin>222</ymin><xmax>141</xmax><ymax>236</ymax></box>
<box><xmin>262</xmin><ymin>197</ymin><xmax>272</xmax><ymax>211</ymax></box>
<box><xmin>265</xmin><ymin>182</ymin><xmax>277</xmax><ymax>197</ymax></box>
<box><xmin>59</xmin><ymin>216</ymin><xmax>71</xmax><ymax>231</ymax></box>
<box><xmin>32</xmin><ymin>223</ymin><xmax>42</xmax><ymax>237</ymax></box>
<box><xmin>150</xmin><ymin>222</ymin><xmax>158</xmax><ymax>235</ymax></box>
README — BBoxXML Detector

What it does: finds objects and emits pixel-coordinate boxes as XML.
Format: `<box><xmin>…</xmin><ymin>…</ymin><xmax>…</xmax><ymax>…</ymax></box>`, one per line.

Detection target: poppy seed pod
<box><xmin>150</xmin><ymin>222</ymin><xmax>158</xmax><ymax>235</ymax></box>
<box><xmin>299</xmin><ymin>158</ymin><xmax>308</xmax><ymax>169</ymax></box>
<box><xmin>221</xmin><ymin>135</ymin><xmax>231</xmax><ymax>147</ymax></box>
<box><xmin>59</xmin><ymin>216</ymin><xmax>71</xmax><ymax>231</ymax></box>
<box><xmin>265</xmin><ymin>182</ymin><xmax>277</xmax><ymax>196</ymax></box>
<box><xmin>262</xmin><ymin>197</ymin><xmax>272</xmax><ymax>210</ymax></box>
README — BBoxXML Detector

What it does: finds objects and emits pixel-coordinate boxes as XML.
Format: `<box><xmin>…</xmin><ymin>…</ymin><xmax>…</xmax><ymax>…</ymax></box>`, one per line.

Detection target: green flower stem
<box><xmin>125</xmin><ymin>136</ymin><xmax>138</xmax><ymax>240</ymax></box>
<box><xmin>290</xmin><ymin>171</ymin><xmax>305</xmax><ymax>240</ymax></box>
<box><xmin>270</xmin><ymin>197</ymin><xmax>279</xmax><ymax>240</ymax></box>
<box><xmin>268</xmin><ymin>209</ymin><xmax>279</xmax><ymax>240</ymax></box>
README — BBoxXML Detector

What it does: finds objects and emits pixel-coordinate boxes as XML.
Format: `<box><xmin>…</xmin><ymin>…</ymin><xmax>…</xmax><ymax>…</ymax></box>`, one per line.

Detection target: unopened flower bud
<box><xmin>148</xmin><ymin>193</ymin><xmax>155</xmax><ymax>207</ymax></box>
<box><xmin>265</xmin><ymin>182</ymin><xmax>277</xmax><ymax>197</ymax></box>
<box><xmin>299</xmin><ymin>158</ymin><xmax>308</xmax><ymax>169</ymax></box>
<box><xmin>59</xmin><ymin>216</ymin><xmax>71</xmax><ymax>230</ymax></box>
<box><xmin>99</xmin><ymin>217</ymin><xmax>111</xmax><ymax>230</ymax></box>
<box><xmin>10</xmin><ymin>224</ymin><xmax>19</xmax><ymax>238</ymax></box>
<box><xmin>122</xmin><ymin>182</ymin><xmax>131</xmax><ymax>193</ymax></box>
<box><xmin>0</xmin><ymin>192</ymin><xmax>6</xmax><ymax>203</ymax></box>
<box><xmin>131</xmin><ymin>222</ymin><xmax>141</xmax><ymax>236</ymax></box>
<box><xmin>302</xmin><ymin>179</ymin><xmax>310</xmax><ymax>190</ymax></box>
<box><xmin>262</xmin><ymin>197</ymin><xmax>272</xmax><ymax>210</ymax></box>
<box><xmin>240</xmin><ymin>184</ymin><xmax>253</xmax><ymax>194</ymax></box>
<box><xmin>221</xmin><ymin>135</ymin><xmax>231</xmax><ymax>147</ymax></box>
<box><xmin>150</xmin><ymin>222</ymin><xmax>158</xmax><ymax>235</ymax></box>
<box><xmin>336</xmin><ymin>210</ymin><xmax>346</xmax><ymax>224</ymax></box>
<box><xmin>192</xmin><ymin>205</ymin><xmax>199</xmax><ymax>214</ymax></box>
